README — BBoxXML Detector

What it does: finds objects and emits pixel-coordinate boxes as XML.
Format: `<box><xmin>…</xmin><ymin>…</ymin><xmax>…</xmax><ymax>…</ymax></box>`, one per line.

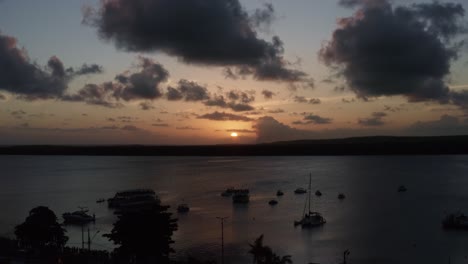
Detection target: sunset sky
<box><xmin>1</xmin><ymin>0</ymin><xmax>468</xmax><ymax>145</ymax></box>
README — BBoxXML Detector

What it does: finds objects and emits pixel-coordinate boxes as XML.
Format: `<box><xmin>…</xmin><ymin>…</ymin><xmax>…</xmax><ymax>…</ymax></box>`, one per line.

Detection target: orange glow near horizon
<box><xmin>230</xmin><ymin>132</ymin><xmax>238</xmax><ymax>137</ymax></box>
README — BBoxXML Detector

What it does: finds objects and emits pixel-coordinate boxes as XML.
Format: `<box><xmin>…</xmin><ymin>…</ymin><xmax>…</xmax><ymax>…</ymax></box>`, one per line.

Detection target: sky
<box><xmin>1</xmin><ymin>0</ymin><xmax>468</xmax><ymax>145</ymax></box>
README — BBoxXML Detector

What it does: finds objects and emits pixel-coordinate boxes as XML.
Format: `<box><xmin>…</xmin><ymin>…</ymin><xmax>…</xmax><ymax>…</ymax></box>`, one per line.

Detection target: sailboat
<box><xmin>294</xmin><ymin>173</ymin><xmax>326</xmax><ymax>228</ymax></box>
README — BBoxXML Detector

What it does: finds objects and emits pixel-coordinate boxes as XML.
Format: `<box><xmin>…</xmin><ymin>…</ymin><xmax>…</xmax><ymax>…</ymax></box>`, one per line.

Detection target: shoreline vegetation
<box><xmin>0</xmin><ymin>206</ymin><xmax>292</xmax><ymax>264</ymax></box>
<box><xmin>1</xmin><ymin>135</ymin><xmax>468</xmax><ymax>156</ymax></box>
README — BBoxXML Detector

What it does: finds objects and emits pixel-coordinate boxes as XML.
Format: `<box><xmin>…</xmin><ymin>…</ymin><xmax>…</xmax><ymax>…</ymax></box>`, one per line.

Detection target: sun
<box><xmin>230</xmin><ymin>132</ymin><xmax>238</xmax><ymax>137</ymax></box>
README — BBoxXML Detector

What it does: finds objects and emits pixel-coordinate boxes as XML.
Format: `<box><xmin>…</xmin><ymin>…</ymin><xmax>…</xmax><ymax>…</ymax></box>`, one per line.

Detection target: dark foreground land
<box><xmin>1</xmin><ymin>135</ymin><xmax>468</xmax><ymax>156</ymax></box>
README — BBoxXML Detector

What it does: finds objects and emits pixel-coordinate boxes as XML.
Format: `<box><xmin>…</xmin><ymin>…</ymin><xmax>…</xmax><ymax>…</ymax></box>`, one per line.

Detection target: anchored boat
<box><xmin>294</xmin><ymin>174</ymin><xmax>326</xmax><ymax>228</ymax></box>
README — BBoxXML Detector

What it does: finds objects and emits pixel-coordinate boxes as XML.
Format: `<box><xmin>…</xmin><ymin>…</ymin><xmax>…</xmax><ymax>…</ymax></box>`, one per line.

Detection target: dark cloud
<box><xmin>262</xmin><ymin>89</ymin><xmax>276</xmax><ymax>99</ymax></box>
<box><xmin>152</xmin><ymin>123</ymin><xmax>169</xmax><ymax>127</ymax></box>
<box><xmin>250</xmin><ymin>3</ymin><xmax>275</xmax><ymax>31</ymax></box>
<box><xmin>0</xmin><ymin>33</ymin><xmax>69</xmax><ymax>99</ymax></box>
<box><xmin>197</xmin><ymin>111</ymin><xmax>253</xmax><ymax>122</ymax></box>
<box><xmin>166</xmin><ymin>79</ymin><xmax>209</xmax><ymax>102</ymax></box>
<box><xmin>139</xmin><ymin>101</ymin><xmax>155</xmax><ymax>110</ymax></box>
<box><xmin>113</xmin><ymin>57</ymin><xmax>168</xmax><ymax>100</ymax></box>
<box><xmin>11</xmin><ymin>110</ymin><xmax>26</xmax><ymax>119</ymax></box>
<box><xmin>176</xmin><ymin>126</ymin><xmax>200</xmax><ymax>130</ymax></box>
<box><xmin>63</xmin><ymin>57</ymin><xmax>168</xmax><ymax>106</ymax></box>
<box><xmin>320</xmin><ymin>1</ymin><xmax>467</xmax><ymax>103</ymax></box>
<box><xmin>203</xmin><ymin>91</ymin><xmax>255</xmax><ymax>112</ymax></box>
<box><xmin>85</xmin><ymin>0</ymin><xmax>310</xmax><ymax>84</ymax></box>
<box><xmin>0</xmin><ymin>32</ymin><xmax>106</xmax><ymax>100</ymax></box>
<box><xmin>342</xmin><ymin>98</ymin><xmax>356</xmax><ymax>103</ymax></box>
<box><xmin>121</xmin><ymin>125</ymin><xmax>141</xmax><ymax>131</ymax></box>
<box><xmin>292</xmin><ymin>113</ymin><xmax>332</xmax><ymax>125</ymax></box>
<box><xmin>72</xmin><ymin>63</ymin><xmax>104</xmax><ymax>76</ymax></box>
<box><xmin>293</xmin><ymin>96</ymin><xmax>321</xmax><ymax>104</ymax></box>
<box><xmin>358</xmin><ymin>112</ymin><xmax>387</xmax><ymax>126</ymax></box>
<box><xmin>267</xmin><ymin>108</ymin><xmax>285</xmax><ymax>114</ymax></box>
<box><xmin>61</xmin><ymin>82</ymin><xmax>123</xmax><ymax>108</ymax></box>
<box><xmin>226</xmin><ymin>90</ymin><xmax>255</xmax><ymax>104</ymax></box>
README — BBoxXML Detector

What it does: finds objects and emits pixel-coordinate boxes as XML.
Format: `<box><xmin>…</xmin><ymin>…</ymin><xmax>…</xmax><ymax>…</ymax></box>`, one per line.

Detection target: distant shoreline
<box><xmin>1</xmin><ymin>135</ymin><xmax>468</xmax><ymax>156</ymax></box>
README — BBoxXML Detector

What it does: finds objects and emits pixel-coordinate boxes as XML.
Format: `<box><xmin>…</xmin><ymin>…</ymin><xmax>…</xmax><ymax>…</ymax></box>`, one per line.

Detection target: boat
<box><xmin>96</xmin><ymin>198</ymin><xmax>105</xmax><ymax>203</ymax></box>
<box><xmin>294</xmin><ymin>174</ymin><xmax>326</xmax><ymax>228</ymax></box>
<box><xmin>315</xmin><ymin>190</ymin><xmax>322</xmax><ymax>196</ymax></box>
<box><xmin>398</xmin><ymin>185</ymin><xmax>407</xmax><ymax>192</ymax></box>
<box><xmin>221</xmin><ymin>187</ymin><xmax>235</xmax><ymax>197</ymax></box>
<box><xmin>221</xmin><ymin>188</ymin><xmax>249</xmax><ymax>197</ymax></box>
<box><xmin>338</xmin><ymin>193</ymin><xmax>346</xmax><ymax>200</ymax></box>
<box><xmin>443</xmin><ymin>212</ymin><xmax>468</xmax><ymax>229</ymax></box>
<box><xmin>108</xmin><ymin>189</ymin><xmax>160</xmax><ymax>211</ymax></box>
<box><xmin>294</xmin><ymin>188</ymin><xmax>307</xmax><ymax>194</ymax></box>
<box><xmin>276</xmin><ymin>190</ymin><xmax>284</xmax><ymax>196</ymax></box>
<box><xmin>177</xmin><ymin>203</ymin><xmax>190</xmax><ymax>213</ymax></box>
<box><xmin>63</xmin><ymin>207</ymin><xmax>95</xmax><ymax>224</ymax></box>
<box><xmin>268</xmin><ymin>199</ymin><xmax>278</xmax><ymax>205</ymax></box>
<box><xmin>232</xmin><ymin>190</ymin><xmax>250</xmax><ymax>204</ymax></box>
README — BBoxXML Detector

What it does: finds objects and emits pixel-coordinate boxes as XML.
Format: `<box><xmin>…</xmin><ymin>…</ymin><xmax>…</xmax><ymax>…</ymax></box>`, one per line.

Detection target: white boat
<box><xmin>63</xmin><ymin>207</ymin><xmax>95</xmax><ymax>224</ymax></box>
<box><xmin>294</xmin><ymin>174</ymin><xmax>326</xmax><ymax>228</ymax></box>
<box><xmin>107</xmin><ymin>189</ymin><xmax>159</xmax><ymax>209</ymax></box>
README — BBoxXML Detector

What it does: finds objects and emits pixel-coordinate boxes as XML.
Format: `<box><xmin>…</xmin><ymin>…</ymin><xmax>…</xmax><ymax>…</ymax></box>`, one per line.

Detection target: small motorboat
<box><xmin>294</xmin><ymin>188</ymin><xmax>307</xmax><ymax>194</ymax></box>
<box><xmin>276</xmin><ymin>190</ymin><xmax>284</xmax><ymax>196</ymax></box>
<box><xmin>268</xmin><ymin>199</ymin><xmax>278</xmax><ymax>206</ymax></box>
<box><xmin>338</xmin><ymin>193</ymin><xmax>346</xmax><ymax>200</ymax></box>
<box><xmin>315</xmin><ymin>190</ymin><xmax>322</xmax><ymax>196</ymax></box>
<box><xmin>177</xmin><ymin>204</ymin><xmax>190</xmax><ymax>213</ymax></box>
<box><xmin>96</xmin><ymin>198</ymin><xmax>106</xmax><ymax>203</ymax></box>
<box><xmin>398</xmin><ymin>185</ymin><xmax>407</xmax><ymax>192</ymax></box>
<box><xmin>443</xmin><ymin>212</ymin><xmax>468</xmax><ymax>229</ymax></box>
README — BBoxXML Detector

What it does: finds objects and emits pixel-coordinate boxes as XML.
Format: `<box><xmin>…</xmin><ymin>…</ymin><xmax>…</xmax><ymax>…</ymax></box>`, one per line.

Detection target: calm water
<box><xmin>1</xmin><ymin>155</ymin><xmax>468</xmax><ymax>264</ymax></box>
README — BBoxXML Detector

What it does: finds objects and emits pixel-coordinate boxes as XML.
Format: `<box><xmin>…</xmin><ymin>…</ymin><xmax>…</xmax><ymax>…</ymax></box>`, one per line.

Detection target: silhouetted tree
<box><xmin>249</xmin><ymin>235</ymin><xmax>292</xmax><ymax>264</ymax></box>
<box><xmin>105</xmin><ymin>204</ymin><xmax>178</xmax><ymax>263</ymax></box>
<box><xmin>15</xmin><ymin>206</ymin><xmax>68</xmax><ymax>252</ymax></box>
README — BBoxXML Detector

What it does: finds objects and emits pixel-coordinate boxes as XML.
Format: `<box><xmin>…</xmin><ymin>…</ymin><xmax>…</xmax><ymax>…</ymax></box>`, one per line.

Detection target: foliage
<box><xmin>104</xmin><ymin>204</ymin><xmax>178</xmax><ymax>263</ymax></box>
<box><xmin>15</xmin><ymin>206</ymin><xmax>68</xmax><ymax>251</ymax></box>
<box><xmin>249</xmin><ymin>235</ymin><xmax>292</xmax><ymax>264</ymax></box>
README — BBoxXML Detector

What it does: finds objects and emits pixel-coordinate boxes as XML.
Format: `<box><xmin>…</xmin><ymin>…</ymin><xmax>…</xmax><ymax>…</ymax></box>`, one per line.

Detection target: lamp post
<box><xmin>216</xmin><ymin>217</ymin><xmax>228</xmax><ymax>264</ymax></box>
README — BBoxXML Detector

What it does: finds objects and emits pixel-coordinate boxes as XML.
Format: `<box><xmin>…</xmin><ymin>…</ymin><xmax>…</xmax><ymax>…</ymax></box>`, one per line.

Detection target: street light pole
<box><xmin>216</xmin><ymin>217</ymin><xmax>228</xmax><ymax>264</ymax></box>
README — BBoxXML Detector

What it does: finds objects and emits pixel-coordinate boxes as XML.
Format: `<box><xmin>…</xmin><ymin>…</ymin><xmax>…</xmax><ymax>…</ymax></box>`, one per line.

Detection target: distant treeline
<box><xmin>2</xmin><ymin>136</ymin><xmax>468</xmax><ymax>156</ymax></box>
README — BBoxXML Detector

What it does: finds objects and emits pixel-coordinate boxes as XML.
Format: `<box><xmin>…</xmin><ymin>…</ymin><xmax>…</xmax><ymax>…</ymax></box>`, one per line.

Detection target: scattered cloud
<box><xmin>176</xmin><ymin>126</ymin><xmax>201</xmax><ymax>130</ymax></box>
<box><xmin>262</xmin><ymin>89</ymin><xmax>276</xmax><ymax>99</ymax></box>
<box><xmin>292</xmin><ymin>113</ymin><xmax>333</xmax><ymax>125</ymax></box>
<box><xmin>62</xmin><ymin>57</ymin><xmax>168</xmax><ymax>106</ymax></box>
<box><xmin>152</xmin><ymin>123</ymin><xmax>169</xmax><ymax>127</ymax></box>
<box><xmin>293</xmin><ymin>96</ymin><xmax>321</xmax><ymax>104</ymax></box>
<box><xmin>139</xmin><ymin>101</ymin><xmax>155</xmax><ymax>110</ymax></box>
<box><xmin>342</xmin><ymin>98</ymin><xmax>355</xmax><ymax>103</ymax></box>
<box><xmin>166</xmin><ymin>79</ymin><xmax>209</xmax><ymax>102</ymax></box>
<box><xmin>197</xmin><ymin>111</ymin><xmax>253</xmax><ymax>122</ymax></box>
<box><xmin>267</xmin><ymin>108</ymin><xmax>285</xmax><ymax>114</ymax></box>
<box><xmin>11</xmin><ymin>110</ymin><xmax>27</xmax><ymax>119</ymax></box>
<box><xmin>358</xmin><ymin>112</ymin><xmax>387</xmax><ymax>126</ymax></box>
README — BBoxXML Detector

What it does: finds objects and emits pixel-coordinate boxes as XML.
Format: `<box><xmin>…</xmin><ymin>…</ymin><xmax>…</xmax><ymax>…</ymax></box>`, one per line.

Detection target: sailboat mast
<box><xmin>308</xmin><ymin>173</ymin><xmax>311</xmax><ymax>213</ymax></box>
